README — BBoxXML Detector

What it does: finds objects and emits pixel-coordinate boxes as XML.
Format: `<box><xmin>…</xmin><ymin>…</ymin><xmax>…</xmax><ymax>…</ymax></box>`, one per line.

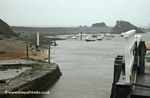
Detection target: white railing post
<box><xmin>135</xmin><ymin>35</ymin><xmax>141</xmax><ymax>47</ymax></box>
<box><xmin>124</xmin><ymin>30</ymin><xmax>136</xmax><ymax>83</ymax></box>
<box><xmin>37</xmin><ymin>32</ymin><xmax>40</xmax><ymax>46</ymax></box>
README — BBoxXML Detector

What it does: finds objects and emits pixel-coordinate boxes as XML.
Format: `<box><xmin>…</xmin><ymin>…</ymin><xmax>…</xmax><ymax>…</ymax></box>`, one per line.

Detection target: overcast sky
<box><xmin>0</xmin><ymin>0</ymin><xmax>150</xmax><ymax>27</ymax></box>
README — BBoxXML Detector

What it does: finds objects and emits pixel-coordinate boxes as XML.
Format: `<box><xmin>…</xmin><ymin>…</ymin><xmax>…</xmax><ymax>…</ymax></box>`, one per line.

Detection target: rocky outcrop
<box><xmin>92</xmin><ymin>22</ymin><xmax>108</xmax><ymax>27</ymax></box>
<box><xmin>112</xmin><ymin>21</ymin><xmax>145</xmax><ymax>33</ymax></box>
<box><xmin>91</xmin><ymin>22</ymin><xmax>112</xmax><ymax>33</ymax></box>
<box><xmin>0</xmin><ymin>19</ymin><xmax>15</xmax><ymax>36</ymax></box>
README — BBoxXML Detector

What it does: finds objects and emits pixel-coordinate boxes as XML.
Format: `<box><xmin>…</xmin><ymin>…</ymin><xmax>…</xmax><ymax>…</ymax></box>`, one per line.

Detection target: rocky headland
<box><xmin>112</xmin><ymin>21</ymin><xmax>145</xmax><ymax>33</ymax></box>
<box><xmin>0</xmin><ymin>19</ymin><xmax>15</xmax><ymax>36</ymax></box>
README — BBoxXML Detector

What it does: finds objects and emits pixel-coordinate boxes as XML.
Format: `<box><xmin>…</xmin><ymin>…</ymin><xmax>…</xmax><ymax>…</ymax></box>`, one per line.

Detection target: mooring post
<box><xmin>138</xmin><ymin>41</ymin><xmax>146</xmax><ymax>74</ymax></box>
<box><xmin>48</xmin><ymin>42</ymin><xmax>51</xmax><ymax>63</ymax></box>
<box><xmin>111</xmin><ymin>56</ymin><xmax>124</xmax><ymax>98</ymax></box>
<box><xmin>80</xmin><ymin>32</ymin><xmax>83</xmax><ymax>40</ymax></box>
<box><xmin>115</xmin><ymin>83</ymin><xmax>132</xmax><ymax>98</ymax></box>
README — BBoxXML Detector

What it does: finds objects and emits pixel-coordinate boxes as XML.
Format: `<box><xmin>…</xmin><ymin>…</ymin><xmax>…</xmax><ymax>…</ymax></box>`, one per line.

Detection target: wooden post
<box><xmin>138</xmin><ymin>41</ymin><xmax>146</xmax><ymax>74</ymax></box>
<box><xmin>48</xmin><ymin>42</ymin><xmax>51</xmax><ymax>63</ymax></box>
<box><xmin>26</xmin><ymin>43</ymin><xmax>29</xmax><ymax>59</ymax></box>
<box><xmin>115</xmin><ymin>83</ymin><xmax>132</xmax><ymax>98</ymax></box>
<box><xmin>80</xmin><ymin>32</ymin><xmax>83</xmax><ymax>40</ymax></box>
<box><xmin>53</xmin><ymin>35</ymin><xmax>57</xmax><ymax>46</ymax></box>
<box><xmin>110</xmin><ymin>56</ymin><xmax>124</xmax><ymax>98</ymax></box>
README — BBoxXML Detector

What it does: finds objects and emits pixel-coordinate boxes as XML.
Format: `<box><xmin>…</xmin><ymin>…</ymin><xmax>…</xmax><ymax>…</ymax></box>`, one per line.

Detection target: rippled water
<box><xmin>44</xmin><ymin>33</ymin><xmax>150</xmax><ymax>98</ymax></box>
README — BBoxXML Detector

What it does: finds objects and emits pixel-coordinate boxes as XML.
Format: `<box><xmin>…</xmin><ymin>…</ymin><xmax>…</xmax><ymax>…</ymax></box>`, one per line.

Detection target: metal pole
<box><xmin>54</xmin><ymin>35</ymin><xmax>57</xmax><ymax>45</ymax></box>
<box><xmin>48</xmin><ymin>42</ymin><xmax>51</xmax><ymax>63</ymax></box>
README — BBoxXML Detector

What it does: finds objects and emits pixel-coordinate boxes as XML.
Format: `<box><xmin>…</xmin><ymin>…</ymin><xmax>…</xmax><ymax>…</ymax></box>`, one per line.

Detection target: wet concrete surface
<box><xmin>0</xmin><ymin>59</ymin><xmax>61</xmax><ymax>97</ymax></box>
<box><xmin>0</xmin><ymin>67</ymin><xmax>31</xmax><ymax>80</ymax></box>
<box><xmin>0</xmin><ymin>59</ymin><xmax>36</xmax><ymax>80</ymax></box>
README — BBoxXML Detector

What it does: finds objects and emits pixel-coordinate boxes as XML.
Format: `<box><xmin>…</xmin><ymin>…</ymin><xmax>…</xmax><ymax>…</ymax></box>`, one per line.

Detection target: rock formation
<box><xmin>112</xmin><ymin>21</ymin><xmax>145</xmax><ymax>33</ymax></box>
<box><xmin>92</xmin><ymin>22</ymin><xmax>108</xmax><ymax>27</ymax></box>
<box><xmin>0</xmin><ymin>19</ymin><xmax>15</xmax><ymax>35</ymax></box>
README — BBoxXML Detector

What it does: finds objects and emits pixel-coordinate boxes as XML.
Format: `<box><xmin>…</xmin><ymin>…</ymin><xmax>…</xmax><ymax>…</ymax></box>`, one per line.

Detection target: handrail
<box><xmin>124</xmin><ymin>30</ymin><xmax>141</xmax><ymax>83</ymax></box>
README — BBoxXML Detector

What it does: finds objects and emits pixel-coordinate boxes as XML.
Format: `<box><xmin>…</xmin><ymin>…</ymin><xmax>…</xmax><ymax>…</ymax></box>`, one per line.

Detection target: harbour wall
<box><xmin>0</xmin><ymin>59</ymin><xmax>62</xmax><ymax>98</ymax></box>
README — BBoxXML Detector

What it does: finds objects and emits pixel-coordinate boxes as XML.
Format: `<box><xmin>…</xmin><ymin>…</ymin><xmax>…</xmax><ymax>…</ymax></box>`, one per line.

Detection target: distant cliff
<box><xmin>0</xmin><ymin>19</ymin><xmax>15</xmax><ymax>36</ymax></box>
<box><xmin>91</xmin><ymin>22</ymin><xmax>112</xmax><ymax>33</ymax></box>
<box><xmin>112</xmin><ymin>21</ymin><xmax>145</xmax><ymax>33</ymax></box>
<box><xmin>92</xmin><ymin>22</ymin><xmax>108</xmax><ymax>27</ymax></box>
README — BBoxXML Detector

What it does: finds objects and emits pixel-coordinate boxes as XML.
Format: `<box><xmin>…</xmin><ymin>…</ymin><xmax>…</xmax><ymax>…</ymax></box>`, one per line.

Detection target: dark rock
<box><xmin>0</xmin><ymin>19</ymin><xmax>15</xmax><ymax>36</ymax></box>
<box><xmin>0</xmin><ymin>51</ymin><xmax>5</xmax><ymax>54</ymax></box>
<box><xmin>112</xmin><ymin>21</ymin><xmax>145</xmax><ymax>33</ymax></box>
<box><xmin>0</xmin><ymin>80</ymin><xmax>6</xmax><ymax>83</ymax></box>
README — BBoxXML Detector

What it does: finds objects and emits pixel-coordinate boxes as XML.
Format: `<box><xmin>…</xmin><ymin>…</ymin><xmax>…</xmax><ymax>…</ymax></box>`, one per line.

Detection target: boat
<box><xmin>105</xmin><ymin>33</ymin><xmax>115</xmax><ymax>38</ymax></box>
<box><xmin>105</xmin><ymin>36</ymin><xmax>111</xmax><ymax>40</ymax></box>
<box><xmin>120</xmin><ymin>32</ymin><xmax>125</xmax><ymax>37</ymax></box>
<box><xmin>71</xmin><ymin>36</ymin><xmax>78</xmax><ymax>39</ymax></box>
<box><xmin>85</xmin><ymin>36</ymin><xmax>96</xmax><ymax>41</ymax></box>
<box><xmin>92</xmin><ymin>34</ymin><xmax>98</xmax><ymax>38</ymax></box>
<box><xmin>97</xmin><ymin>36</ymin><xmax>103</xmax><ymax>40</ymax></box>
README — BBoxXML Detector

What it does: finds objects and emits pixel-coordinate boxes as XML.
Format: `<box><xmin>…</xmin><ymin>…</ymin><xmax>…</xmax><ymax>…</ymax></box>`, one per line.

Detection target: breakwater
<box><xmin>0</xmin><ymin>59</ymin><xmax>62</xmax><ymax>98</ymax></box>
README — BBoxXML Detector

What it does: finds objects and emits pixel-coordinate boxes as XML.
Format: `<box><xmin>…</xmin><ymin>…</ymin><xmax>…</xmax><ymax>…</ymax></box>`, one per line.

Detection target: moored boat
<box><xmin>85</xmin><ymin>36</ymin><xmax>96</xmax><ymax>41</ymax></box>
<box><xmin>97</xmin><ymin>36</ymin><xmax>103</xmax><ymax>40</ymax></box>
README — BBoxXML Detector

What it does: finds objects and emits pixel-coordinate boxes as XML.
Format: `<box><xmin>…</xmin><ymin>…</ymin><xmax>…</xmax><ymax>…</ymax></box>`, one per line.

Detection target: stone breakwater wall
<box><xmin>0</xmin><ymin>59</ymin><xmax>62</xmax><ymax>98</ymax></box>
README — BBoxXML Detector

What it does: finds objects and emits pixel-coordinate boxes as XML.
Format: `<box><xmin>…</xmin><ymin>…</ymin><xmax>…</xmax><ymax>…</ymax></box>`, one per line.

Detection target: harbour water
<box><xmin>43</xmin><ymin>35</ymin><xmax>123</xmax><ymax>98</ymax></box>
<box><xmin>44</xmin><ymin>33</ymin><xmax>150</xmax><ymax>98</ymax></box>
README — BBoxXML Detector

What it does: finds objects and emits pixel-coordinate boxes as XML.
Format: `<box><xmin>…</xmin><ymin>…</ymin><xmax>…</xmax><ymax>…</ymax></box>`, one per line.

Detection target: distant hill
<box><xmin>11</xmin><ymin>26</ymin><xmax>112</xmax><ymax>35</ymax></box>
<box><xmin>143</xmin><ymin>28</ymin><xmax>150</xmax><ymax>32</ymax></box>
<box><xmin>0</xmin><ymin>19</ymin><xmax>15</xmax><ymax>36</ymax></box>
<box><xmin>112</xmin><ymin>21</ymin><xmax>145</xmax><ymax>33</ymax></box>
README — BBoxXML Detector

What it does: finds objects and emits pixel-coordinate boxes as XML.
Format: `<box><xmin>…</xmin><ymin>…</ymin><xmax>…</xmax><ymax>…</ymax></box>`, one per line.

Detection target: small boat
<box><xmin>85</xmin><ymin>36</ymin><xmax>96</xmax><ymax>41</ymax></box>
<box><xmin>105</xmin><ymin>37</ymin><xmax>111</xmax><ymax>40</ymax></box>
<box><xmin>92</xmin><ymin>34</ymin><xmax>97</xmax><ymax>38</ymax></box>
<box><xmin>105</xmin><ymin>33</ymin><xmax>115</xmax><ymax>38</ymax></box>
<box><xmin>71</xmin><ymin>36</ymin><xmax>77</xmax><ymax>39</ymax></box>
<box><xmin>97</xmin><ymin>36</ymin><xmax>103</xmax><ymax>40</ymax></box>
<box><xmin>111</xmin><ymin>34</ymin><xmax>115</xmax><ymax>38</ymax></box>
<box><xmin>120</xmin><ymin>32</ymin><xmax>125</xmax><ymax>37</ymax></box>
